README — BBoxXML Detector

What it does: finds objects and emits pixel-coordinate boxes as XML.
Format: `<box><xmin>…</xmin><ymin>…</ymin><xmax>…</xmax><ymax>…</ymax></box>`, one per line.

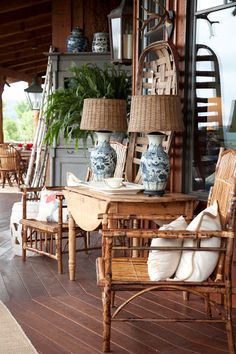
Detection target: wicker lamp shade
<box><xmin>80</xmin><ymin>98</ymin><xmax>127</xmax><ymax>132</ymax></box>
<box><xmin>128</xmin><ymin>95</ymin><xmax>184</xmax><ymax>133</ymax></box>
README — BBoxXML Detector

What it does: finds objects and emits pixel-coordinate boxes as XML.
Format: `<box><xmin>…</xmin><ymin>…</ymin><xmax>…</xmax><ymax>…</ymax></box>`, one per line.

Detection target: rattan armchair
<box><xmin>96</xmin><ymin>149</ymin><xmax>236</xmax><ymax>353</ymax></box>
<box><xmin>0</xmin><ymin>143</ymin><xmax>25</xmax><ymax>188</ymax></box>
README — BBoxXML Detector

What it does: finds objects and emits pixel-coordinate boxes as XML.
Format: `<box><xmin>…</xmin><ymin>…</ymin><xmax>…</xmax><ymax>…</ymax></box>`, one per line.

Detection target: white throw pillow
<box><xmin>147</xmin><ymin>216</ymin><xmax>188</xmax><ymax>281</ymax></box>
<box><xmin>36</xmin><ymin>188</ymin><xmax>68</xmax><ymax>223</ymax></box>
<box><xmin>174</xmin><ymin>201</ymin><xmax>221</xmax><ymax>282</ymax></box>
<box><xmin>67</xmin><ymin>172</ymin><xmax>82</xmax><ymax>186</ymax></box>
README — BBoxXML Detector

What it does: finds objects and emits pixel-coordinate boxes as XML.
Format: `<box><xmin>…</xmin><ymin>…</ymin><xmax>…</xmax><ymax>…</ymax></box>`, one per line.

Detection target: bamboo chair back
<box><xmin>126</xmin><ymin>41</ymin><xmax>178</xmax><ymax>186</ymax></box>
<box><xmin>0</xmin><ymin>143</ymin><xmax>24</xmax><ymax>187</ymax></box>
<box><xmin>0</xmin><ymin>143</ymin><xmax>20</xmax><ymax>170</ymax></box>
<box><xmin>208</xmin><ymin>149</ymin><xmax>236</xmax><ymax>229</ymax></box>
<box><xmin>97</xmin><ymin>149</ymin><xmax>236</xmax><ymax>353</ymax></box>
<box><xmin>111</xmin><ymin>141</ymin><xmax>128</xmax><ymax>179</ymax></box>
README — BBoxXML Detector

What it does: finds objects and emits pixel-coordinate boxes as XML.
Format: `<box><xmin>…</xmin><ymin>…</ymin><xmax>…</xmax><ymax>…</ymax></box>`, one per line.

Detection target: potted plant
<box><xmin>44</xmin><ymin>63</ymin><xmax>131</xmax><ymax>147</ymax></box>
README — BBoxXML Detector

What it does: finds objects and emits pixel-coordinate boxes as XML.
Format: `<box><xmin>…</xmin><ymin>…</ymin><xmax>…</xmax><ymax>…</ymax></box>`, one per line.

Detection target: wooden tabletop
<box><xmin>64</xmin><ymin>186</ymin><xmax>197</xmax><ymax>232</ymax></box>
<box><xmin>64</xmin><ymin>185</ymin><xmax>195</xmax><ymax>203</ymax></box>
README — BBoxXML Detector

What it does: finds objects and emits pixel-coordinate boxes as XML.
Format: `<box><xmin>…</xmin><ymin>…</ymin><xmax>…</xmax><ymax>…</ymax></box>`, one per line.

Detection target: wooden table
<box><xmin>64</xmin><ymin>186</ymin><xmax>197</xmax><ymax>280</ymax></box>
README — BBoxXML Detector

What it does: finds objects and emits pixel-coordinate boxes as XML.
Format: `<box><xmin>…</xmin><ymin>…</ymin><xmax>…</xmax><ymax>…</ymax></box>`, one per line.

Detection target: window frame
<box><xmin>183</xmin><ymin>0</ymin><xmax>236</xmax><ymax>200</ymax></box>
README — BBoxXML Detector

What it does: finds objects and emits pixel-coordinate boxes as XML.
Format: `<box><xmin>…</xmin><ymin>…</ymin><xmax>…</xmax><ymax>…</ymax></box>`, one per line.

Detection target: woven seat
<box><xmin>96</xmin><ymin>149</ymin><xmax>236</xmax><ymax>353</ymax></box>
<box><xmin>21</xmin><ymin>218</ymin><xmax>69</xmax><ymax>233</ymax></box>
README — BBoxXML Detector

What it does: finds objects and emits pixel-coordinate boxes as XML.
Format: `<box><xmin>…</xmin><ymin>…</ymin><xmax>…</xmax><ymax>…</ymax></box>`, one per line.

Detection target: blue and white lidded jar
<box><xmin>67</xmin><ymin>26</ymin><xmax>87</xmax><ymax>53</ymax></box>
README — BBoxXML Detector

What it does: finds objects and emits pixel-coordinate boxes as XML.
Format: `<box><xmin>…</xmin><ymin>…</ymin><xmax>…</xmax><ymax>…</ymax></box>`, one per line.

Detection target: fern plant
<box><xmin>44</xmin><ymin>63</ymin><xmax>131</xmax><ymax>147</ymax></box>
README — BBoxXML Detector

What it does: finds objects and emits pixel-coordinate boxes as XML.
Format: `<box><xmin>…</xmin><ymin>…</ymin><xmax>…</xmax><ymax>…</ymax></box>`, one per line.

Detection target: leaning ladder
<box><xmin>25</xmin><ymin>47</ymin><xmax>53</xmax><ymax>187</ymax></box>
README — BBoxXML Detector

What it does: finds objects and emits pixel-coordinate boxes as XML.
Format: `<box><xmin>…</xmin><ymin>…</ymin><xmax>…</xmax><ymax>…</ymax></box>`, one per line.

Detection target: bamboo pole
<box><xmin>25</xmin><ymin>47</ymin><xmax>53</xmax><ymax>187</ymax></box>
<box><xmin>0</xmin><ymin>76</ymin><xmax>5</xmax><ymax>143</ymax></box>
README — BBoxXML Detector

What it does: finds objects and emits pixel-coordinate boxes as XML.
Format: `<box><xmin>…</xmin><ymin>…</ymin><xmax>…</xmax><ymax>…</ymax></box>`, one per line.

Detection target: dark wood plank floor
<box><xmin>0</xmin><ymin>192</ymin><xmax>235</xmax><ymax>354</ymax></box>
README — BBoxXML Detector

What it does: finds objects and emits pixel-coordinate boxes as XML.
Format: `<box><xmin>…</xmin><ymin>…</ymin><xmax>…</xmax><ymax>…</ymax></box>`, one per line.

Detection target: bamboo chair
<box><xmin>0</xmin><ymin>143</ymin><xmax>25</xmax><ymax>188</ymax></box>
<box><xmin>20</xmin><ymin>186</ymin><xmax>95</xmax><ymax>274</ymax></box>
<box><xmin>96</xmin><ymin>149</ymin><xmax>236</xmax><ymax>353</ymax></box>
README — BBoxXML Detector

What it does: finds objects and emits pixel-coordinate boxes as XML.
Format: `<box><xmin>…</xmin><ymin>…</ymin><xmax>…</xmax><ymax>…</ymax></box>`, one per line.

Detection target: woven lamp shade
<box><xmin>128</xmin><ymin>95</ymin><xmax>184</xmax><ymax>133</ymax></box>
<box><xmin>80</xmin><ymin>98</ymin><xmax>127</xmax><ymax>132</ymax></box>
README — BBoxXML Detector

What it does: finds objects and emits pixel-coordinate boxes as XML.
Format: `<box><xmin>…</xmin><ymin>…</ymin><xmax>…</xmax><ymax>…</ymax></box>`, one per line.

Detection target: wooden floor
<box><xmin>0</xmin><ymin>192</ymin><xmax>236</xmax><ymax>354</ymax></box>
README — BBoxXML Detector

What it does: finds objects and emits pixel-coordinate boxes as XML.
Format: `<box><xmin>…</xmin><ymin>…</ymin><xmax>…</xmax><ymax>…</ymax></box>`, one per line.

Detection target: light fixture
<box><xmin>24</xmin><ymin>75</ymin><xmax>43</xmax><ymax>111</ymax></box>
<box><xmin>80</xmin><ymin>98</ymin><xmax>127</xmax><ymax>181</ymax></box>
<box><xmin>108</xmin><ymin>0</ymin><xmax>133</xmax><ymax>65</ymax></box>
<box><xmin>128</xmin><ymin>95</ymin><xmax>184</xmax><ymax>195</ymax></box>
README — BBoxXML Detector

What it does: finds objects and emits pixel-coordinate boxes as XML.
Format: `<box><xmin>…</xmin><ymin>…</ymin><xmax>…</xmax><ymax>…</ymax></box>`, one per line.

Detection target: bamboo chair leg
<box><xmin>22</xmin><ymin>226</ymin><xmax>27</xmax><ymax>262</ymax></box>
<box><xmin>224</xmin><ymin>293</ymin><xmax>236</xmax><ymax>353</ymax></box>
<box><xmin>6</xmin><ymin>173</ymin><xmax>13</xmax><ymax>187</ymax></box>
<box><xmin>183</xmin><ymin>291</ymin><xmax>189</xmax><ymax>301</ymax></box>
<box><xmin>83</xmin><ymin>231</ymin><xmax>88</xmax><ymax>254</ymax></box>
<box><xmin>2</xmin><ymin>172</ymin><xmax>6</xmax><ymax>188</ymax></box>
<box><xmin>204</xmin><ymin>294</ymin><xmax>212</xmax><ymax>318</ymax></box>
<box><xmin>111</xmin><ymin>291</ymin><xmax>115</xmax><ymax>308</ymax></box>
<box><xmin>103</xmin><ymin>286</ymin><xmax>111</xmax><ymax>353</ymax></box>
<box><xmin>57</xmin><ymin>234</ymin><xmax>63</xmax><ymax>274</ymax></box>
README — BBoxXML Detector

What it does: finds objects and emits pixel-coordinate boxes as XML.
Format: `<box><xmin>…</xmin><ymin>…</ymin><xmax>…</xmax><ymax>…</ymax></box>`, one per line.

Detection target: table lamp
<box><xmin>128</xmin><ymin>95</ymin><xmax>184</xmax><ymax>195</ymax></box>
<box><xmin>80</xmin><ymin>98</ymin><xmax>127</xmax><ymax>181</ymax></box>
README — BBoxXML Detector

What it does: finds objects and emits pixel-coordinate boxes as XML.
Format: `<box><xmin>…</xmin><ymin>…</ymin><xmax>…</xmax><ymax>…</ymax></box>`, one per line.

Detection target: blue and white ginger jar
<box><xmin>67</xmin><ymin>27</ymin><xmax>87</xmax><ymax>53</ymax></box>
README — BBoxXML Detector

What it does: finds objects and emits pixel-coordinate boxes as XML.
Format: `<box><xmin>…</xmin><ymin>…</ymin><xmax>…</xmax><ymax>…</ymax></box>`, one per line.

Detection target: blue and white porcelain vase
<box><xmin>90</xmin><ymin>132</ymin><xmax>117</xmax><ymax>181</ymax></box>
<box><xmin>140</xmin><ymin>134</ymin><xmax>170</xmax><ymax>195</ymax></box>
<box><xmin>67</xmin><ymin>27</ymin><xmax>87</xmax><ymax>53</ymax></box>
<box><xmin>92</xmin><ymin>32</ymin><xmax>109</xmax><ymax>53</ymax></box>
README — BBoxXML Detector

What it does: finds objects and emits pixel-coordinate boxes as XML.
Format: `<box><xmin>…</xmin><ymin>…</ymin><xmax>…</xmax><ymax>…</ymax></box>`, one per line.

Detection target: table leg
<box><xmin>68</xmin><ymin>212</ymin><xmax>76</xmax><ymax>281</ymax></box>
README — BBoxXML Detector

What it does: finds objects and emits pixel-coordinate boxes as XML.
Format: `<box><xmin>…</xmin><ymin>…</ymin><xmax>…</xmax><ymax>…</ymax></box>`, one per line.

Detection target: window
<box><xmin>185</xmin><ymin>0</ymin><xmax>236</xmax><ymax>196</ymax></box>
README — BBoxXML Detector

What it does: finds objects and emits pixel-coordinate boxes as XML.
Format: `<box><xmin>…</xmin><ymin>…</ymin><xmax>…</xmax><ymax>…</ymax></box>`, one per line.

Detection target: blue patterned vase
<box><xmin>92</xmin><ymin>32</ymin><xmax>109</xmax><ymax>53</ymax></box>
<box><xmin>67</xmin><ymin>27</ymin><xmax>87</xmax><ymax>53</ymax></box>
<box><xmin>90</xmin><ymin>132</ymin><xmax>117</xmax><ymax>181</ymax></box>
<box><xmin>140</xmin><ymin>134</ymin><xmax>170</xmax><ymax>196</ymax></box>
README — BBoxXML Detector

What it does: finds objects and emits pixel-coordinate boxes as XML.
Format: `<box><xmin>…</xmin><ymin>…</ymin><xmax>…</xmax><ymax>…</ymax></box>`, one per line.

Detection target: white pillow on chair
<box><xmin>147</xmin><ymin>216</ymin><xmax>188</xmax><ymax>281</ymax></box>
<box><xmin>174</xmin><ymin>201</ymin><xmax>221</xmax><ymax>282</ymax></box>
<box><xmin>36</xmin><ymin>188</ymin><xmax>68</xmax><ymax>223</ymax></box>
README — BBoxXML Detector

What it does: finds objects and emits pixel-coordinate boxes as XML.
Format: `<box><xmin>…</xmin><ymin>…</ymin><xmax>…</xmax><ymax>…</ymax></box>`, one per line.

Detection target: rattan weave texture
<box><xmin>80</xmin><ymin>98</ymin><xmax>127</xmax><ymax>132</ymax></box>
<box><xmin>128</xmin><ymin>94</ymin><xmax>184</xmax><ymax>133</ymax></box>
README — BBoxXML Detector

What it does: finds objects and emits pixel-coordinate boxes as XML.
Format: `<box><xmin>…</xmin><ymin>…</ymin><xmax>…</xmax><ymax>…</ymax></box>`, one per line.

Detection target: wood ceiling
<box><xmin>0</xmin><ymin>0</ymin><xmax>52</xmax><ymax>83</ymax></box>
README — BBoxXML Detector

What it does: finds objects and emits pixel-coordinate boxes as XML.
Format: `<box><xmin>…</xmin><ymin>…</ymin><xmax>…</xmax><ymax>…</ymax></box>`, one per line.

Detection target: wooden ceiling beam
<box><xmin>0</xmin><ymin>3</ymin><xmax>51</xmax><ymax>25</ymax></box>
<box><xmin>0</xmin><ymin>27</ymin><xmax>51</xmax><ymax>48</ymax></box>
<box><xmin>0</xmin><ymin>0</ymin><xmax>50</xmax><ymax>14</ymax></box>
<box><xmin>0</xmin><ymin>45</ymin><xmax>50</xmax><ymax>64</ymax></box>
<box><xmin>4</xmin><ymin>55</ymin><xmax>47</xmax><ymax>68</ymax></box>
<box><xmin>0</xmin><ymin>35</ymin><xmax>51</xmax><ymax>56</ymax></box>
<box><xmin>23</xmin><ymin>65</ymin><xmax>48</xmax><ymax>75</ymax></box>
<box><xmin>0</xmin><ymin>15</ymin><xmax>52</xmax><ymax>38</ymax></box>
<box><xmin>8</xmin><ymin>58</ymin><xmax>47</xmax><ymax>70</ymax></box>
<box><xmin>0</xmin><ymin>66</ymin><xmax>31</xmax><ymax>82</ymax></box>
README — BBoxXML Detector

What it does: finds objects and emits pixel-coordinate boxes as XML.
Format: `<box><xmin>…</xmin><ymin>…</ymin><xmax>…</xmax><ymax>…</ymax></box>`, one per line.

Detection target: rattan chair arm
<box><xmin>102</xmin><ymin>229</ymin><xmax>234</xmax><ymax>239</ymax></box>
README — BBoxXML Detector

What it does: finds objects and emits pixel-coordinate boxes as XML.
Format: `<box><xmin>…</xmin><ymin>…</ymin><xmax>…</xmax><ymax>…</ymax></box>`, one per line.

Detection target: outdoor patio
<box><xmin>0</xmin><ymin>191</ymin><xmax>235</xmax><ymax>354</ymax></box>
